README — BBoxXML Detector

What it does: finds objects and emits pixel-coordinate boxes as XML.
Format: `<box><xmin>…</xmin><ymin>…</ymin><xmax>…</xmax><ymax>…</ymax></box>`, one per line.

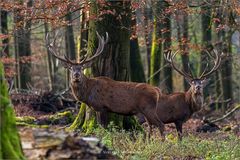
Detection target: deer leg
<box><xmin>145</xmin><ymin>119</ymin><xmax>153</xmax><ymax>139</ymax></box>
<box><xmin>96</xmin><ymin>111</ymin><xmax>108</xmax><ymax>128</ymax></box>
<box><xmin>144</xmin><ymin>113</ymin><xmax>165</xmax><ymax>141</ymax></box>
<box><xmin>156</xmin><ymin>120</ymin><xmax>165</xmax><ymax>141</ymax></box>
<box><xmin>175</xmin><ymin>121</ymin><xmax>183</xmax><ymax>141</ymax></box>
<box><xmin>148</xmin><ymin>125</ymin><xmax>153</xmax><ymax>139</ymax></box>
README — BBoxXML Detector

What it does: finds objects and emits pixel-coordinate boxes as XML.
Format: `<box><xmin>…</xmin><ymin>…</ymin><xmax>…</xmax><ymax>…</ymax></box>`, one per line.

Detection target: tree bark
<box><xmin>14</xmin><ymin>0</ymin><xmax>32</xmax><ymax>89</ymax></box>
<box><xmin>78</xmin><ymin>10</ymin><xmax>88</xmax><ymax>59</ymax></box>
<box><xmin>69</xmin><ymin>1</ymin><xmax>140</xmax><ymax>131</ymax></box>
<box><xmin>215</xmin><ymin>5</ymin><xmax>233</xmax><ymax>108</ymax></box>
<box><xmin>162</xmin><ymin>1</ymin><xmax>173</xmax><ymax>93</ymax></box>
<box><xmin>44</xmin><ymin>24</ymin><xmax>53</xmax><ymax>90</ymax></box>
<box><xmin>92</xmin><ymin>1</ymin><xmax>137</xmax><ymax>129</ymax></box>
<box><xmin>65</xmin><ymin>10</ymin><xmax>76</xmax><ymax>88</ymax></box>
<box><xmin>0</xmin><ymin>62</ymin><xmax>25</xmax><ymax>160</ymax></box>
<box><xmin>177</xmin><ymin>11</ymin><xmax>190</xmax><ymax>91</ymax></box>
<box><xmin>130</xmin><ymin>12</ymin><xmax>146</xmax><ymax>83</ymax></box>
<box><xmin>143</xmin><ymin>5</ymin><xmax>153</xmax><ymax>78</ymax></box>
<box><xmin>149</xmin><ymin>0</ymin><xmax>162</xmax><ymax>86</ymax></box>
<box><xmin>1</xmin><ymin>10</ymin><xmax>9</xmax><ymax>56</ymax></box>
<box><xmin>201</xmin><ymin>5</ymin><xmax>213</xmax><ymax>97</ymax></box>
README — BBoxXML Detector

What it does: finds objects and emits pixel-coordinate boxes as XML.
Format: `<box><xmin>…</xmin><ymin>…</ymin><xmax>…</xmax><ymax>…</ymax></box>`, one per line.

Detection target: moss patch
<box><xmin>0</xmin><ymin>62</ymin><xmax>25</xmax><ymax>159</ymax></box>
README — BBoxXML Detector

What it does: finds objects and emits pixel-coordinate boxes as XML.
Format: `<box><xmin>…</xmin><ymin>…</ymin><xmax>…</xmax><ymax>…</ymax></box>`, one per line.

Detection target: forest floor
<box><xmin>13</xmin><ymin>92</ymin><xmax>240</xmax><ymax>160</ymax></box>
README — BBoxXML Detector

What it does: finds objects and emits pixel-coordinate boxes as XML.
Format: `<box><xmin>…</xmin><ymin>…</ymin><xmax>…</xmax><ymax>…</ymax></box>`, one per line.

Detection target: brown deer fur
<box><xmin>47</xmin><ymin>32</ymin><xmax>165</xmax><ymax>137</ymax></box>
<box><xmin>153</xmin><ymin>50</ymin><xmax>222</xmax><ymax>140</ymax></box>
<box><xmin>155</xmin><ymin>86</ymin><xmax>203</xmax><ymax>140</ymax></box>
<box><xmin>47</xmin><ymin>32</ymin><xmax>221</xmax><ymax>140</ymax></box>
<box><xmin>71</xmin><ymin>75</ymin><xmax>165</xmax><ymax>135</ymax></box>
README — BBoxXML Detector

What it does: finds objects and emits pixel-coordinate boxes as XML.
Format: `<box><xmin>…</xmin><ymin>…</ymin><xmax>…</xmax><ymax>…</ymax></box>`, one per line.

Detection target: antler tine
<box><xmin>46</xmin><ymin>32</ymin><xmax>76</xmax><ymax>65</ymax></box>
<box><xmin>199</xmin><ymin>63</ymin><xmax>209</xmax><ymax>78</ymax></box>
<box><xmin>64</xmin><ymin>55</ymin><xmax>76</xmax><ymax>64</ymax></box>
<box><xmin>188</xmin><ymin>62</ymin><xmax>195</xmax><ymax>78</ymax></box>
<box><xmin>104</xmin><ymin>32</ymin><xmax>109</xmax><ymax>44</ymax></box>
<box><xmin>199</xmin><ymin>49</ymin><xmax>221</xmax><ymax>79</ymax></box>
<box><xmin>164</xmin><ymin>50</ymin><xmax>173</xmax><ymax>63</ymax></box>
<box><xmin>79</xmin><ymin>54</ymin><xmax>88</xmax><ymax>63</ymax></box>
<box><xmin>80</xmin><ymin>31</ymin><xmax>108</xmax><ymax>65</ymax></box>
<box><xmin>165</xmin><ymin>50</ymin><xmax>193</xmax><ymax>79</ymax></box>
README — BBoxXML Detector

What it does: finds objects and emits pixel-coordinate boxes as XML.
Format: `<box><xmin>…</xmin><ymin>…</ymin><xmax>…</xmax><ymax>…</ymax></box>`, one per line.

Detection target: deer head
<box><xmin>46</xmin><ymin>32</ymin><xmax>108</xmax><ymax>83</ymax></box>
<box><xmin>164</xmin><ymin>50</ymin><xmax>221</xmax><ymax>104</ymax></box>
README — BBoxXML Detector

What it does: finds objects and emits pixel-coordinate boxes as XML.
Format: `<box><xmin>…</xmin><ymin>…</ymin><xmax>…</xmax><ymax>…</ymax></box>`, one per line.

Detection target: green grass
<box><xmin>93</xmin><ymin>126</ymin><xmax>240</xmax><ymax>160</ymax></box>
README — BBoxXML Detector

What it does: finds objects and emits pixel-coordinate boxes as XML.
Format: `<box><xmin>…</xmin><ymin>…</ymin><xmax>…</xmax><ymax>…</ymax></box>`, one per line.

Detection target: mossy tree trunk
<box><xmin>69</xmin><ymin>1</ymin><xmax>140</xmax><ymax>131</ymax></box>
<box><xmin>0</xmin><ymin>62</ymin><xmax>25</xmax><ymax>159</ymax></box>
<box><xmin>92</xmin><ymin>1</ymin><xmax>138</xmax><ymax>129</ymax></box>
<box><xmin>149</xmin><ymin>0</ymin><xmax>162</xmax><ymax>86</ymax></box>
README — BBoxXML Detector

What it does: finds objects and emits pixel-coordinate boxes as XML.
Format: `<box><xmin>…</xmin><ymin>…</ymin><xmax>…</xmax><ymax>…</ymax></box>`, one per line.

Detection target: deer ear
<box><xmin>82</xmin><ymin>62</ymin><xmax>93</xmax><ymax>69</ymax></box>
<box><xmin>62</xmin><ymin>62</ymin><xmax>72</xmax><ymax>70</ymax></box>
<box><xmin>201</xmin><ymin>78</ymin><xmax>209</xmax><ymax>87</ymax></box>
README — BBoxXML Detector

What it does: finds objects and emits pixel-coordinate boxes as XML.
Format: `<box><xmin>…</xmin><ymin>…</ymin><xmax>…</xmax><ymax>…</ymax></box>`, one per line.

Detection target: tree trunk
<box><xmin>93</xmin><ymin>1</ymin><xmax>138</xmax><ymax>129</ymax></box>
<box><xmin>162</xmin><ymin>1</ymin><xmax>172</xmax><ymax>93</ymax></box>
<box><xmin>143</xmin><ymin>5</ymin><xmax>153</xmax><ymax>78</ymax></box>
<box><xmin>215</xmin><ymin>5</ymin><xmax>233</xmax><ymax>108</ymax></box>
<box><xmin>177</xmin><ymin>11</ymin><xmax>190</xmax><ymax>91</ymax></box>
<box><xmin>1</xmin><ymin>10</ymin><xmax>9</xmax><ymax>56</ymax></box>
<box><xmin>68</xmin><ymin>7</ymin><xmax>91</xmax><ymax>132</ymax></box>
<box><xmin>0</xmin><ymin>62</ymin><xmax>25</xmax><ymax>160</ymax></box>
<box><xmin>221</xmin><ymin>36</ymin><xmax>233</xmax><ymax>103</ymax></box>
<box><xmin>78</xmin><ymin>10</ymin><xmax>88</xmax><ymax>59</ymax></box>
<box><xmin>69</xmin><ymin>1</ymin><xmax>140</xmax><ymax>131</ymax></box>
<box><xmin>149</xmin><ymin>0</ymin><xmax>162</xmax><ymax>86</ymax></box>
<box><xmin>130</xmin><ymin>12</ymin><xmax>146</xmax><ymax>83</ymax></box>
<box><xmin>44</xmin><ymin>24</ymin><xmax>53</xmax><ymax>90</ymax></box>
<box><xmin>14</xmin><ymin>0</ymin><xmax>32</xmax><ymax>89</ymax></box>
<box><xmin>201</xmin><ymin>6</ymin><xmax>212</xmax><ymax>97</ymax></box>
<box><xmin>65</xmin><ymin>10</ymin><xmax>76</xmax><ymax>88</ymax></box>
<box><xmin>44</xmin><ymin>27</ymin><xmax>59</xmax><ymax>91</ymax></box>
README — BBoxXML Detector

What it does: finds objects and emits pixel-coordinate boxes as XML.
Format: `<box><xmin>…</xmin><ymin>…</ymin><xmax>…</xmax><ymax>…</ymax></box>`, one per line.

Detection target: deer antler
<box><xmin>199</xmin><ymin>49</ymin><xmax>221</xmax><ymax>79</ymax></box>
<box><xmin>46</xmin><ymin>32</ymin><xmax>76</xmax><ymax>66</ymax></box>
<box><xmin>46</xmin><ymin>31</ymin><xmax>108</xmax><ymax>66</ymax></box>
<box><xmin>164</xmin><ymin>51</ymin><xmax>193</xmax><ymax>80</ymax></box>
<box><xmin>79</xmin><ymin>31</ymin><xmax>109</xmax><ymax>65</ymax></box>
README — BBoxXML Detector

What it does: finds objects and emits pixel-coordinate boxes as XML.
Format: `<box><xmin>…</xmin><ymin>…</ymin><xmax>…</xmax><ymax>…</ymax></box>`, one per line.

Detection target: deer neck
<box><xmin>186</xmin><ymin>89</ymin><xmax>203</xmax><ymax>113</ymax></box>
<box><xmin>70</xmin><ymin>74</ymin><xmax>90</xmax><ymax>103</ymax></box>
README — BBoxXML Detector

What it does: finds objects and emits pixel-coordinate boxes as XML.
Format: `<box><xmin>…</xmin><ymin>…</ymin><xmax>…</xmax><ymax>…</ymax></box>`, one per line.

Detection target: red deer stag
<box><xmin>46</xmin><ymin>32</ymin><xmax>165</xmax><ymax>136</ymax></box>
<box><xmin>155</xmin><ymin>50</ymin><xmax>221</xmax><ymax>140</ymax></box>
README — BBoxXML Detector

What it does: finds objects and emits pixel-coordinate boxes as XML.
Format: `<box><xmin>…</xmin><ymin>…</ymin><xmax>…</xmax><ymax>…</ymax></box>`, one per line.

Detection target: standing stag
<box><xmin>154</xmin><ymin>50</ymin><xmax>221</xmax><ymax>140</ymax></box>
<box><xmin>46</xmin><ymin>32</ymin><xmax>165</xmax><ymax>137</ymax></box>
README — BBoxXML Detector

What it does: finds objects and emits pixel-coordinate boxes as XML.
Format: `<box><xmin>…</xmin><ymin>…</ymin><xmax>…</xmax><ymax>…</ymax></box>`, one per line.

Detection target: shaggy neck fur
<box><xmin>186</xmin><ymin>88</ymin><xmax>203</xmax><ymax>113</ymax></box>
<box><xmin>70</xmin><ymin>74</ymin><xmax>89</xmax><ymax>103</ymax></box>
